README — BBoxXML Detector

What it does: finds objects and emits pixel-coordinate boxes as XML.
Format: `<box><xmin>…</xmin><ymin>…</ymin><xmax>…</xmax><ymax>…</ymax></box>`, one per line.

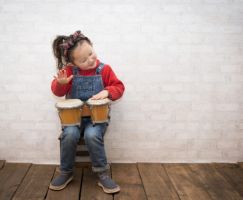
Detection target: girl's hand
<box><xmin>54</xmin><ymin>69</ymin><xmax>73</xmax><ymax>85</ymax></box>
<box><xmin>91</xmin><ymin>90</ymin><xmax>109</xmax><ymax>100</ymax></box>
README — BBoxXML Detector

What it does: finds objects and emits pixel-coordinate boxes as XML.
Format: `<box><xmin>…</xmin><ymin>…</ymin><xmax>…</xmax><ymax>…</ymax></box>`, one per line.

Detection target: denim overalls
<box><xmin>59</xmin><ymin>63</ymin><xmax>110</xmax><ymax>173</ymax></box>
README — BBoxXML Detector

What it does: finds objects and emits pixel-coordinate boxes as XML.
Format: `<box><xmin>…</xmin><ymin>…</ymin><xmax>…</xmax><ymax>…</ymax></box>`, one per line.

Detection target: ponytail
<box><xmin>52</xmin><ymin>35</ymin><xmax>68</xmax><ymax>70</ymax></box>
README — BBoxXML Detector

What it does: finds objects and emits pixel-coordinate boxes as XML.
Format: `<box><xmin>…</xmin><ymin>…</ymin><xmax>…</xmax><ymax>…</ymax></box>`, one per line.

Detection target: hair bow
<box><xmin>60</xmin><ymin>31</ymin><xmax>82</xmax><ymax>56</ymax></box>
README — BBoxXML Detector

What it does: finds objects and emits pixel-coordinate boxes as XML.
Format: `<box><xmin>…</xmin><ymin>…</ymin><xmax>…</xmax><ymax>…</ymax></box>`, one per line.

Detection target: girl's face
<box><xmin>71</xmin><ymin>41</ymin><xmax>97</xmax><ymax>70</ymax></box>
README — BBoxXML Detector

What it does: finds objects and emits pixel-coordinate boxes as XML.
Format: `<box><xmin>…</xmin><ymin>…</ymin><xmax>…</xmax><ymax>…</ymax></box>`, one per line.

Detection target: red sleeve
<box><xmin>101</xmin><ymin>65</ymin><xmax>125</xmax><ymax>101</ymax></box>
<box><xmin>51</xmin><ymin>66</ymin><xmax>73</xmax><ymax>97</ymax></box>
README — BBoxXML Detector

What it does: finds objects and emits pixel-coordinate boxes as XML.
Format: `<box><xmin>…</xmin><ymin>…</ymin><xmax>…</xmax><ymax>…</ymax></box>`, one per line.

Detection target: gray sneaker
<box><xmin>97</xmin><ymin>171</ymin><xmax>120</xmax><ymax>194</ymax></box>
<box><xmin>49</xmin><ymin>172</ymin><xmax>73</xmax><ymax>191</ymax></box>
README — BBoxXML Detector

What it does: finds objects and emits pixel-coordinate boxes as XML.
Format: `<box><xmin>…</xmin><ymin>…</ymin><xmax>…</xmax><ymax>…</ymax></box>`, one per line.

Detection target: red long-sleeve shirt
<box><xmin>51</xmin><ymin>60</ymin><xmax>125</xmax><ymax>101</ymax></box>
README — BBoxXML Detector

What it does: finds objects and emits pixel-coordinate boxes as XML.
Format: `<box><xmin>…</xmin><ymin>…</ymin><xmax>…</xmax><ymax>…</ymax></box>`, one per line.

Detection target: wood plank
<box><xmin>0</xmin><ymin>160</ymin><xmax>5</xmax><ymax>169</ymax></box>
<box><xmin>46</xmin><ymin>166</ymin><xmax>82</xmax><ymax>200</ymax></box>
<box><xmin>138</xmin><ymin>163</ymin><xmax>180</xmax><ymax>200</ymax></box>
<box><xmin>80</xmin><ymin>167</ymin><xmax>112</xmax><ymax>200</ymax></box>
<box><xmin>12</xmin><ymin>164</ymin><xmax>56</xmax><ymax>200</ymax></box>
<box><xmin>0</xmin><ymin>163</ymin><xmax>31</xmax><ymax>200</ymax></box>
<box><xmin>75</xmin><ymin>142</ymin><xmax>90</xmax><ymax>165</ymax></box>
<box><xmin>112</xmin><ymin>163</ymin><xmax>147</xmax><ymax>200</ymax></box>
<box><xmin>188</xmin><ymin>164</ymin><xmax>243</xmax><ymax>200</ymax></box>
<box><xmin>76</xmin><ymin>142</ymin><xmax>89</xmax><ymax>157</ymax></box>
<box><xmin>212</xmin><ymin>163</ymin><xmax>243</xmax><ymax>197</ymax></box>
<box><xmin>76</xmin><ymin>151</ymin><xmax>90</xmax><ymax>157</ymax></box>
<box><xmin>164</xmin><ymin>163</ymin><xmax>212</xmax><ymax>200</ymax></box>
<box><xmin>75</xmin><ymin>162</ymin><xmax>92</xmax><ymax>168</ymax></box>
<box><xmin>75</xmin><ymin>156</ymin><xmax>91</xmax><ymax>164</ymax></box>
<box><xmin>238</xmin><ymin>162</ymin><xmax>243</xmax><ymax>168</ymax></box>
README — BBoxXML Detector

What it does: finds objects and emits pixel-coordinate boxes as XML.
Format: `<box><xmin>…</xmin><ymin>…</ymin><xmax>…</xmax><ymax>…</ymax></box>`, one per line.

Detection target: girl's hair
<box><xmin>52</xmin><ymin>30</ymin><xmax>92</xmax><ymax>70</ymax></box>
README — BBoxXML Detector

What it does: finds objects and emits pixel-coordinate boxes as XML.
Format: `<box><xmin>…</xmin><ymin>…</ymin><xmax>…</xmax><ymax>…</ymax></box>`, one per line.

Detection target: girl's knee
<box><xmin>84</xmin><ymin>131</ymin><xmax>100</xmax><ymax>144</ymax></box>
<box><xmin>62</xmin><ymin>126</ymin><xmax>80</xmax><ymax>142</ymax></box>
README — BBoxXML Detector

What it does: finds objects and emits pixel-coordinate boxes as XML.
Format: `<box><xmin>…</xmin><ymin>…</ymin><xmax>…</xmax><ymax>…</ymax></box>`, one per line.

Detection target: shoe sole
<box><xmin>98</xmin><ymin>182</ymin><xmax>120</xmax><ymax>194</ymax></box>
<box><xmin>49</xmin><ymin>176</ymin><xmax>74</xmax><ymax>191</ymax></box>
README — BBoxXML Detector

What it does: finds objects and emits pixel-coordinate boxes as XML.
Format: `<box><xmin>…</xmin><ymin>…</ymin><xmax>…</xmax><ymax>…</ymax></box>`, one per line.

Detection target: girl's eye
<box><xmin>80</xmin><ymin>58</ymin><xmax>87</xmax><ymax>63</ymax></box>
<box><xmin>79</xmin><ymin>52</ymin><xmax>93</xmax><ymax>63</ymax></box>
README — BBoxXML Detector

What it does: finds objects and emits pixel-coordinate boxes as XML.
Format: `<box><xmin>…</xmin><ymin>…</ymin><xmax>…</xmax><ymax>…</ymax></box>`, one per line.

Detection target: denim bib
<box><xmin>70</xmin><ymin>63</ymin><xmax>105</xmax><ymax>101</ymax></box>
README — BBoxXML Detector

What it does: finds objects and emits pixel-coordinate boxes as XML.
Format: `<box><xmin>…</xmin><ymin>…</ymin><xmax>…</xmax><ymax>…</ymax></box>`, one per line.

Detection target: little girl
<box><xmin>49</xmin><ymin>30</ymin><xmax>125</xmax><ymax>194</ymax></box>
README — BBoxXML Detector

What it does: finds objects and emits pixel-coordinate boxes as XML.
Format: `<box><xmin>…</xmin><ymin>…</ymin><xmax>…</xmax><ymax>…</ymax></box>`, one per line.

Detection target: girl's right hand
<box><xmin>54</xmin><ymin>69</ymin><xmax>73</xmax><ymax>85</ymax></box>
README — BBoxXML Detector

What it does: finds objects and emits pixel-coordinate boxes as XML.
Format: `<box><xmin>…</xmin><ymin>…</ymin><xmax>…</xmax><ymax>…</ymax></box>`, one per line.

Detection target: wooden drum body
<box><xmin>86</xmin><ymin>98</ymin><xmax>111</xmax><ymax>124</ymax></box>
<box><xmin>55</xmin><ymin>99</ymin><xmax>83</xmax><ymax>126</ymax></box>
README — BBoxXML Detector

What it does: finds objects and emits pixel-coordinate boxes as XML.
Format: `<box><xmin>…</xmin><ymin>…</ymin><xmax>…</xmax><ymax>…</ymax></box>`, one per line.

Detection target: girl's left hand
<box><xmin>91</xmin><ymin>90</ymin><xmax>109</xmax><ymax>100</ymax></box>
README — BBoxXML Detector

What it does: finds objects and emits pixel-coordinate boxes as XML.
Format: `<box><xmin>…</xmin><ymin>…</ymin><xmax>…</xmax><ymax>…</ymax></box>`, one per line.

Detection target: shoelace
<box><xmin>98</xmin><ymin>172</ymin><xmax>110</xmax><ymax>180</ymax></box>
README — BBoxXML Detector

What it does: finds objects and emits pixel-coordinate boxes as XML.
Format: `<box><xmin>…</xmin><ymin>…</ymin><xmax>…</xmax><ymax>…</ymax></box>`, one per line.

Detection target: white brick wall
<box><xmin>0</xmin><ymin>0</ymin><xmax>243</xmax><ymax>164</ymax></box>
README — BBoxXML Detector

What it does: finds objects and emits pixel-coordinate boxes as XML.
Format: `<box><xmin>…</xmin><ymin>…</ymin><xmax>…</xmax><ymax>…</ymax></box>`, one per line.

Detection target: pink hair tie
<box><xmin>60</xmin><ymin>30</ymin><xmax>82</xmax><ymax>56</ymax></box>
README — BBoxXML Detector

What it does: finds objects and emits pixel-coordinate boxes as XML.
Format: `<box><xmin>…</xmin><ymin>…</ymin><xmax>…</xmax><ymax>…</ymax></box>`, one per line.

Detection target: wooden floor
<box><xmin>1</xmin><ymin>161</ymin><xmax>243</xmax><ymax>200</ymax></box>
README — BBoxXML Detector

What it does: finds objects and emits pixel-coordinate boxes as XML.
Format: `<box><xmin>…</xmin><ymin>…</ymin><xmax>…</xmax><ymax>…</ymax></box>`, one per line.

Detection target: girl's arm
<box><xmin>51</xmin><ymin>68</ymin><xmax>73</xmax><ymax>97</ymax></box>
<box><xmin>102</xmin><ymin>65</ymin><xmax>125</xmax><ymax>101</ymax></box>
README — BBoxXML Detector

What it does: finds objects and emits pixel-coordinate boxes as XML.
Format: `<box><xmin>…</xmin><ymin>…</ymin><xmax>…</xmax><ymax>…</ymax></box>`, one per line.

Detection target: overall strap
<box><xmin>72</xmin><ymin>66</ymin><xmax>80</xmax><ymax>75</ymax></box>
<box><xmin>95</xmin><ymin>62</ymin><xmax>105</xmax><ymax>75</ymax></box>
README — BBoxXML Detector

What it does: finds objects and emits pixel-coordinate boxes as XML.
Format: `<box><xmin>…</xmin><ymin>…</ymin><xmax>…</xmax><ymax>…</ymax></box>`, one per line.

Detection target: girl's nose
<box><xmin>88</xmin><ymin>57</ymin><xmax>94</xmax><ymax>65</ymax></box>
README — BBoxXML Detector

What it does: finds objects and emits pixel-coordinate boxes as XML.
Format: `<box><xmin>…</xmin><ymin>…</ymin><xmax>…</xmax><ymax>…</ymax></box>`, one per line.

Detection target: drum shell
<box><xmin>56</xmin><ymin>99</ymin><xmax>83</xmax><ymax>127</ymax></box>
<box><xmin>58</xmin><ymin>107</ymin><xmax>82</xmax><ymax>126</ymax></box>
<box><xmin>89</xmin><ymin>104</ymin><xmax>110</xmax><ymax>124</ymax></box>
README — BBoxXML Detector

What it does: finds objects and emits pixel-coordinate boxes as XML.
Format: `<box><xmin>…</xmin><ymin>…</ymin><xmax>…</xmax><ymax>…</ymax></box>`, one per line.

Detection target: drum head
<box><xmin>55</xmin><ymin>99</ymin><xmax>83</xmax><ymax>109</ymax></box>
<box><xmin>86</xmin><ymin>98</ymin><xmax>111</xmax><ymax>106</ymax></box>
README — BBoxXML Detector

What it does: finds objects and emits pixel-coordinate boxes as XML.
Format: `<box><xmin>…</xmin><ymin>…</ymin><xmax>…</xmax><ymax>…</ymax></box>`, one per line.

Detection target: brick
<box><xmin>202</xmin><ymin>74</ymin><xmax>227</xmax><ymax>82</ymax></box>
<box><xmin>10</xmin><ymin>122</ymin><xmax>37</xmax><ymax>130</ymax></box>
<box><xmin>221</xmin><ymin>64</ymin><xmax>242</xmax><ymax>73</ymax></box>
<box><xmin>217</xmin><ymin>140</ymin><xmax>239</xmax><ymax>149</ymax></box>
<box><xmin>188</xmin><ymin>139</ymin><xmax>217</xmax><ymax>150</ymax></box>
<box><xmin>159</xmin><ymin>139</ymin><xmax>188</xmax><ymax>150</ymax></box>
<box><xmin>221</xmin><ymin>131</ymin><xmax>243</xmax><ymax>139</ymax></box>
<box><xmin>222</xmin><ymin>150</ymin><xmax>243</xmax><ymax>162</ymax></box>
<box><xmin>197</xmin><ymin>150</ymin><xmax>223</xmax><ymax>161</ymax></box>
<box><xmin>2</xmin><ymin>3</ymin><xmax>26</xmax><ymax>12</ymax></box>
<box><xmin>215</xmin><ymin>104</ymin><xmax>239</xmax><ymax>111</ymax></box>
<box><xmin>111</xmin><ymin>140</ymin><xmax>160</xmax><ymax>149</ymax></box>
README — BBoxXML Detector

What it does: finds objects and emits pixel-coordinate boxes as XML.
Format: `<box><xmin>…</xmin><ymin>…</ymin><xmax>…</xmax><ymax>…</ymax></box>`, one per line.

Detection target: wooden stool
<box><xmin>75</xmin><ymin>127</ymin><xmax>91</xmax><ymax>167</ymax></box>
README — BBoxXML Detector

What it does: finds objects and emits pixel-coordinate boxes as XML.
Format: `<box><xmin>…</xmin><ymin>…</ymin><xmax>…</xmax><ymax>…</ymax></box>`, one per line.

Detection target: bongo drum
<box><xmin>86</xmin><ymin>98</ymin><xmax>111</xmax><ymax>124</ymax></box>
<box><xmin>55</xmin><ymin>99</ymin><xmax>83</xmax><ymax>126</ymax></box>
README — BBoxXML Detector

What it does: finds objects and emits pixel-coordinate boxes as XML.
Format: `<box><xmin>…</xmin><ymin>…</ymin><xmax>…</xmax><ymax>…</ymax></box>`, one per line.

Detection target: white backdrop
<box><xmin>0</xmin><ymin>0</ymin><xmax>243</xmax><ymax>164</ymax></box>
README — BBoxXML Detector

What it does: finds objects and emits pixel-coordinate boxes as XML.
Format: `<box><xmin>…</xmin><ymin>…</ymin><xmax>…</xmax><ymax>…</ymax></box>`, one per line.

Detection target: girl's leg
<box><xmin>60</xmin><ymin>126</ymin><xmax>80</xmax><ymax>173</ymax></box>
<box><xmin>49</xmin><ymin>125</ymin><xmax>80</xmax><ymax>191</ymax></box>
<box><xmin>83</xmin><ymin>120</ymin><xmax>120</xmax><ymax>194</ymax></box>
<box><xmin>83</xmin><ymin>121</ymin><xmax>109</xmax><ymax>172</ymax></box>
